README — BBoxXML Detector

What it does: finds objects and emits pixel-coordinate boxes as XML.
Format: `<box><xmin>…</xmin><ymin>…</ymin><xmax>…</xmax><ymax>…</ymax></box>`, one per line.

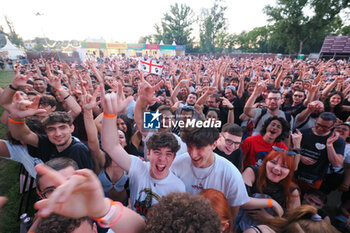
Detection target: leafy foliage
<box><xmin>263</xmin><ymin>0</ymin><xmax>350</xmax><ymax>54</ymax></box>
<box><xmin>199</xmin><ymin>0</ymin><xmax>227</xmax><ymax>53</ymax></box>
<box><xmin>154</xmin><ymin>3</ymin><xmax>195</xmax><ymax>50</ymax></box>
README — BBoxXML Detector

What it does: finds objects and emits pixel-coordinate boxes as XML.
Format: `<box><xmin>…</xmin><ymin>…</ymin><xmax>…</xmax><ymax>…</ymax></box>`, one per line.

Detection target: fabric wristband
<box><xmin>8</xmin><ymin>117</ymin><xmax>25</xmax><ymax>124</ymax></box>
<box><xmin>91</xmin><ymin>199</ymin><xmax>124</xmax><ymax>228</ymax></box>
<box><xmin>267</xmin><ymin>199</ymin><xmax>273</xmax><ymax>208</ymax></box>
<box><xmin>103</xmin><ymin>112</ymin><xmax>117</xmax><ymax>118</ymax></box>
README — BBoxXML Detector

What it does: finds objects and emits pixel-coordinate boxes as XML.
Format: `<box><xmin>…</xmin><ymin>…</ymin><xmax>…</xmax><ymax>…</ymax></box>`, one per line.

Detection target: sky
<box><xmin>0</xmin><ymin>0</ymin><xmax>276</xmax><ymax>44</ymax></box>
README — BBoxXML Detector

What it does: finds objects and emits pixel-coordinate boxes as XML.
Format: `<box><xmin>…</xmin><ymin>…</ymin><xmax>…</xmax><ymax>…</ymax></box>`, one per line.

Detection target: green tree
<box><xmin>199</xmin><ymin>0</ymin><xmax>227</xmax><ymax>53</ymax></box>
<box><xmin>138</xmin><ymin>35</ymin><xmax>155</xmax><ymax>44</ymax></box>
<box><xmin>4</xmin><ymin>16</ymin><xmax>24</xmax><ymax>48</ymax></box>
<box><xmin>31</xmin><ymin>37</ymin><xmax>51</xmax><ymax>51</ymax></box>
<box><xmin>154</xmin><ymin>3</ymin><xmax>195</xmax><ymax>49</ymax></box>
<box><xmin>264</xmin><ymin>0</ymin><xmax>350</xmax><ymax>54</ymax></box>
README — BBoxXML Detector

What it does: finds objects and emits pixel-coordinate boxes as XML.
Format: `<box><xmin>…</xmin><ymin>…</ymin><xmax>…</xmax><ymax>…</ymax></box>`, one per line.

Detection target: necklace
<box><xmin>190</xmin><ymin>159</ymin><xmax>216</xmax><ymax>188</ymax></box>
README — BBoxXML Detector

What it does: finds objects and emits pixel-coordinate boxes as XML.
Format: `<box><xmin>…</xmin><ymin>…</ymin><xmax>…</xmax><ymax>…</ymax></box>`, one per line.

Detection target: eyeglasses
<box><xmin>221</xmin><ymin>133</ymin><xmax>241</xmax><ymax>146</ymax></box>
<box><xmin>293</xmin><ymin>94</ymin><xmax>304</xmax><ymax>98</ymax></box>
<box><xmin>315</xmin><ymin>122</ymin><xmax>334</xmax><ymax>130</ymax></box>
<box><xmin>40</xmin><ymin>186</ymin><xmax>56</xmax><ymax>199</ymax></box>
<box><xmin>272</xmin><ymin>146</ymin><xmax>296</xmax><ymax>156</ymax></box>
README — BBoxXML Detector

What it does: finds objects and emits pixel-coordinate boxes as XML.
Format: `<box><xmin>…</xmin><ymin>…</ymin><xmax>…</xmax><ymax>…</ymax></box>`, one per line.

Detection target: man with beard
<box><xmin>295</xmin><ymin>112</ymin><xmax>345</xmax><ymax>192</ymax></box>
<box><xmin>243</xmin><ymin>82</ymin><xmax>293</xmax><ymax>136</ymax></box>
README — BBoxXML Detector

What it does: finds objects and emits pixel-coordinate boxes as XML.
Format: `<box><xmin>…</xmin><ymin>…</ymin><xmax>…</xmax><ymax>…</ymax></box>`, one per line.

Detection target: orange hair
<box><xmin>257</xmin><ymin>150</ymin><xmax>296</xmax><ymax>202</ymax></box>
<box><xmin>199</xmin><ymin>189</ymin><xmax>232</xmax><ymax>233</ymax></box>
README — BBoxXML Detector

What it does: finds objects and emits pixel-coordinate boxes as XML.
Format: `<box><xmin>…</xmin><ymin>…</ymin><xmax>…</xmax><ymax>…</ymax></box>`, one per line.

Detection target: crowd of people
<box><xmin>0</xmin><ymin>55</ymin><xmax>349</xmax><ymax>232</ymax></box>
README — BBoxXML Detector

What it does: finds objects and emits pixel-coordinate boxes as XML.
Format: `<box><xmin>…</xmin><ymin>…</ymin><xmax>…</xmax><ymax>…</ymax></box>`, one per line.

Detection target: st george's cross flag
<box><xmin>138</xmin><ymin>58</ymin><xmax>163</xmax><ymax>75</ymax></box>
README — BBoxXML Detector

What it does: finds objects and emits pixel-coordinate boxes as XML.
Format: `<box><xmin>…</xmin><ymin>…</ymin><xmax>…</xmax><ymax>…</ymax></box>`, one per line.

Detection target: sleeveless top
<box><xmin>98</xmin><ymin>170</ymin><xmax>128</xmax><ymax>193</ymax></box>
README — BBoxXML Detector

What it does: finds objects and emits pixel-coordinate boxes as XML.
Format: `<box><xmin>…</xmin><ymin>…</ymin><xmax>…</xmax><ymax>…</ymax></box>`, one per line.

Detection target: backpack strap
<box><xmin>253</xmin><ymin>108</ymin><xmax>267</xmax><ymax>129</ymax></box>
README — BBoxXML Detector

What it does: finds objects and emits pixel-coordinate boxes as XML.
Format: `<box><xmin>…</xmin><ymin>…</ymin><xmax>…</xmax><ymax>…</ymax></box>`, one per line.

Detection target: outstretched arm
<box><xmin>44</xmin><ymin>64</ymin><xmax>81</xmax><ymax>120</ymax></box>
<box><xmin>7</xmin><ymin>94</ymin><xmax>46</xmax><ymax>147</ymax></box>
<box><xmin>82</xmin><ymin>86</ymin><xmax>105</xmax><ymax>174</ymax></box>
<box><xmin>243</xmin><ymin>81</ymin><xmax>266</xmax><ymax>118</ymax></box>
<box><xmin>101</xmin><ymin>84</ymin><xmax>133</xmax><ymax>173</ymax></box>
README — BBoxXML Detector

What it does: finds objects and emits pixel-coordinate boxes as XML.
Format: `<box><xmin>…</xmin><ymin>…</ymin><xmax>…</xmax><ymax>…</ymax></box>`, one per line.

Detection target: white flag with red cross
<box><xmin>138</xmin><ymin>58</ymin><xmax>163</xmax><ymax>76</ymax></box>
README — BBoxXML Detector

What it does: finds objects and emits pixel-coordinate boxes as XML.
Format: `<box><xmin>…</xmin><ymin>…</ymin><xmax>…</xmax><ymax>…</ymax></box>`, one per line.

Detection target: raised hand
<box><xmin>291</xmin><ymin>129</ymin><xmax>302</xmax><ymax>149</ymax></box>
<box><xmin>34</xmin><ymin>164</ymin><xmax>109</xmax><ymax>218</ymax></box>
<box><xmin>12</xmin><ymin>69</ymin><xmax>29</xmax><ymax>89</ymax></box>
<box><xmin>220</xmin><ymin>97</ymin><xmax>234</xmax><ymax>109</ymax></box>
<box><xmin>9</xmin><ymin>93</ymin><xmax>46</xmax><ymax>119</ymax></box>
<box><xmin>101</xmin><ymin>83</ymin><xmax>133</xmax><ymax>115</ymax></box>
<box><xmin>327</xmin><ymin>131</ymin><xmax>340</xmax><ymax>146</ymax></box>
<box><xmin>81</xmin><ymin>86</ymin><xmax>101</xmax><ymax>111</ymax></box>
<box><xmin>137</xmin><ymin>74</ymin><xmax>164</xmax><ymax>105</ymax></box>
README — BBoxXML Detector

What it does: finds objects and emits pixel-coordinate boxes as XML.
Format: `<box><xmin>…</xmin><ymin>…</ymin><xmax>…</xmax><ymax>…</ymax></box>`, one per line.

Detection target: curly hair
<box><xmin>145</xmin><ymin>192</ymin><xmax>221</xmax><ymax>233</ymax></box>
<box><xmin>36</xmin><ymin>214</ymin><xmax>93</xmax><ymax>233</ymax></box>
<box><xmin>260</xmin><ymin>116</ymin><xmax>290</xmax><ymax>142</ymax></box>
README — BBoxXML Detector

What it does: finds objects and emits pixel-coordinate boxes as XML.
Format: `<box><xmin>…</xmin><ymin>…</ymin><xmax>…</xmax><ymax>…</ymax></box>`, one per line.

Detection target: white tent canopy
<box><xmin>0</xmin><ymin>37</ymin><xmax>26</xmax><ymax>59</ymax></box>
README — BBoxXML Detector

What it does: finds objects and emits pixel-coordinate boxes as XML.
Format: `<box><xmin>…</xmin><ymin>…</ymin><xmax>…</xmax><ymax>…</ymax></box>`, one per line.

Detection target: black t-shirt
<box><xmin>282</xmin><ymin>103</ymin><xmax>306</xmax><ymax>117</ymax></box>
<box><xmin>246</xmin><ymin>166</ymin><xmax>288</xmax><ymax>208</ymax></box>
<box><xmin>37</xmin><ymin>135</ymin><xmax>93</xmax><ymax>169</ymax></box>
<box><xmin>214</xmin><ymin>147</ymin><xmax>242</xmax><ymax>171</ymax></box>
<box><xmin>295</xmin><ymin>128</ymin><xmax>345</xmax><ymax>183</ymax></box>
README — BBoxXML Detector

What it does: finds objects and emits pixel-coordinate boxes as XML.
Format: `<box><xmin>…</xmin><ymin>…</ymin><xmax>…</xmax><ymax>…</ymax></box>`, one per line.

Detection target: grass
<box><xmin>0</xmin><ymin>71</ymin><xmax>37</xmax><ymax>233</ymax></box>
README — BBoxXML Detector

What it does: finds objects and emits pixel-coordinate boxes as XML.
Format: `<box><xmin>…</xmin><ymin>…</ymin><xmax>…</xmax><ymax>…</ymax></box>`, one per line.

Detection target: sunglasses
<box><xmin>293</xmin><ymin>94</ymin><xmax>304</xmax><ymax>98</ymax></box>
<box><xmin>272</xmin><ymin>146</ymin><xmax>296</xmax><ymax>156</ymax></box>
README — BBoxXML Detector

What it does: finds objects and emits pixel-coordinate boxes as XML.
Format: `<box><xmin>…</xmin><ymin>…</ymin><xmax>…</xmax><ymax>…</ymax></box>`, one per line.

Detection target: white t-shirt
<box><xmin>171</xmin><ymin>153</ymin><xmax>250</xmax><ymax>207</ymax></box>
<box><xmin>128</xmin><ymin>156</ymin><xmax>186</xmax><ymax>217</ymax></box>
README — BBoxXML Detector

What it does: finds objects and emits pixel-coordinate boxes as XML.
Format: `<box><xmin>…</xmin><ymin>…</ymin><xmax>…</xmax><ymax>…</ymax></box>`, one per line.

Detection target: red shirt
<box><xmin>241</xmin><ymin>134</ymin><xmax>288</xmax><ymax>168</ymax></box>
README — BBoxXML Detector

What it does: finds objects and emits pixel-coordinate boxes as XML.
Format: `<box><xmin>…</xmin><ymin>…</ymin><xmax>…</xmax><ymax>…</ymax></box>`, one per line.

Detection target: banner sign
<box><xmin>174</xmin><ymin>45</ymin><xmax>186</xmax><ymax>50</ymax></box>
<box><xmin>81</xmin><ymin>42</ymin><xmax>106</xmax><ymax>49</ymax></box>
<box><xmin>127</xmin><ymin>44</ymin><xmax>145</xmax><ymax>49</ymax></box>
<box><xmin>107</xmin><ymin>43</ymin><xmax>127</xmax><ymax>49</ymax></box>
<box><xmin>160</xmin><ymin>45</ymin><xmax>174</xmax><ymax>50</ymax></box>
<box><xmin>145</xmin><ymin>44</ymin><xmax>160</xmax><ymax>50</ymax></box>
